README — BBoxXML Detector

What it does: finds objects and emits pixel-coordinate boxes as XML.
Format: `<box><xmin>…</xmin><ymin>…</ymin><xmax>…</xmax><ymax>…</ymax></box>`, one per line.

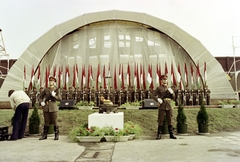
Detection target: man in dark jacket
<box><xmin>153</xmin><ymin>75</ymin><xmax>177</xmax><ymax>140</ymax></box>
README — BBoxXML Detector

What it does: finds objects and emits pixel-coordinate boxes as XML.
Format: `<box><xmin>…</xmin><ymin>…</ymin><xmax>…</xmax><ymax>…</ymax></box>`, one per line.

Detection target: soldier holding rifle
<box><xmin>153</xmin><ymin>75</ymin><xmax>177</xmax><ymax>140</ymax></box>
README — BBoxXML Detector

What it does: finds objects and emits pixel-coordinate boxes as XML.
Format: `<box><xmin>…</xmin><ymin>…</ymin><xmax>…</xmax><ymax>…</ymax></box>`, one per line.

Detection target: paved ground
<box><xmin>1</xmin><ymin>132</ymin><xmax>240</xmax><ymax>162</ymax></box>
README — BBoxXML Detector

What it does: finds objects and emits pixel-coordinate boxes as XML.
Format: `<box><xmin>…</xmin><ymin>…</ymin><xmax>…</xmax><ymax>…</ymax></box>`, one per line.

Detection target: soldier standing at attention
<box><xmin>39</xmin><ymin>76</ymin><xmax>61</xmax><ymax>140</ymax></box>
<box><xmin>153</xmin><ymin>75</ymin><xmax>177</xmax><ymax>140</ymax></box>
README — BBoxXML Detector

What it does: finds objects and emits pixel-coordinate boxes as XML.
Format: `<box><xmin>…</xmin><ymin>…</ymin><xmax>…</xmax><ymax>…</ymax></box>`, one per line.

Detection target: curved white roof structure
<box><xmin>0</xmin><ymin>10</ymin><xmax>235</xmax><ymax>101</ymax></box>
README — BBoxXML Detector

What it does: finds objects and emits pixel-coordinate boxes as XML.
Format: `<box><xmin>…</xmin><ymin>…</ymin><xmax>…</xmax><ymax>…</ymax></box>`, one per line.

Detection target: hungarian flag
<box><xmin>126</xmin><ymin>63</ymin><xmax>131</xmax><ymax>87</ymax></box>
<box><xmin>45</xmin><ymin>65</ymin><xmax>50</xmax><ymax>88</ymax></box>
<box><xmin>142</xmin><ymin>64</ymin><xmax>146</xmax><ymax>90</ymax></box>
<box><xmin>96</xmin><ymin>63</ymin><xmax>101</xmax><ymax>90</ymax></box>
<box><xmin>147</xmin><ymin>64</ymin><xmax>152</xmax><ymax>89</ymax></box>
<box><xmin>88</xmin><ymin>64</ymin><xmax>93</xmax><ymax>88</ymax></box>
<box><xmin>65</xmin><ymin>65</ymin><xmax>70</xmax><ymax>90</ymax></box>
<box><xmin>156</xmin><ymin>63</ymin><xmax>159</xmax><ymax>86</ymax></box>
<box><xmin>140</xmin><ymin>63</ymin><xmax>143</xmax><ymax>88</ymax></box>
<box><xmin>72</xmin><ymin>64</ymin><xmax>78</xmax><ymax>89</ymax></box>
<box><xmin>196</xmin><ymin>62</ymin><xmax>200</xmax><ymax>88</ymax></box>
<box><xmin>103</xmin><ymin>64</ymin><xmax>106</xmax><ymax>89</ymax></box>
<box><xmin>118</xmin><ymin>64</ymin><xmax>122</xmax><ymax>88</ymax></box>
<box><xmin>30</xmin><ymin>65</ymin><xmax>35</xmax><ymax>90</ymax></box>
<box><xmin>81</xmin><ymin>65</ymin><xmax>86</xmax><ymax>88</ymax></box>
<box><xmin>114</xmin><ymin>64</ymin><xmax>117</xmax><ymax>90</ymax></box>
<box><xmin>136</xmin><ymin>63</ymin><xmax>140</xmax><ymax>89</ymax></box>
<box><xmin>184</xmin><ymin>62</ymin><xmax>188</xmax><ymax>86</ymax></box>
<box><xmin>165</xmin><ymin>62</ymin><xmax>168</xmax><ymax>75</ymax></box>
<box><xmin>178</xmin><ymin>64</ymin><xmax>183</xmax><ymax>90</ymax></box>
<box><xmin>121</xmin><ymin>64</ymin><xmax>124</xmax><ymax>89</ymax></box>
<box><xmin>204</xmin><ymin>61</ymin><xmax>207</xmax><ymax>86</ymax></box>
<box><xmin>190</xmin><ymin>63</ymin><xmax>194</xmax><ymax>87</ymax></box>
<box><xmin>23</xmin><ymin>65</ymin><xmax>26</xmax><ymax>90</ymax></box>
<box><xmin>37</xmin><ymin>65</ymin><xmax>41</xmax><ymax>90</ymax></box>
<box><xmin>134</xmin><ymin>63</ymin><xmax>137</xmax><ymax>90</ymax></box>
<box><xmin>58</xmin><ymin>66</ymin><xmax>63</xmax><ymax>88</ymax></box>
<box><xmin>171</xmin><ymin>63</ymin><xmax>177</xmax><ymax>86</ymax></box>
<box><xmin>53</xmin><ymin>65</ymin><xmax>57</xmax><ymax>79</ymax></box>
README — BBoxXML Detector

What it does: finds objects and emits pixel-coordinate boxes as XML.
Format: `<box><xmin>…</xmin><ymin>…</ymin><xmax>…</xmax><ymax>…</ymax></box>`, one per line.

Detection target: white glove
<box><xmin>51</xmin><ymin>91</ymin><xmax>56</xmax><ymax>97</ymax></box>
<box><xmin>157</xmin><ymin>98</ymin><xmax>163</xmax><ymax>104</ymax></box>
<box><xmin>41</xmin><ymin>102</ymin><xmax>45</xmax><ymax>106</ymax></box>
<box><xmin>168</xmin><ymin>88</ymin><xmax>174</xmax><ymax>94</ymax></box>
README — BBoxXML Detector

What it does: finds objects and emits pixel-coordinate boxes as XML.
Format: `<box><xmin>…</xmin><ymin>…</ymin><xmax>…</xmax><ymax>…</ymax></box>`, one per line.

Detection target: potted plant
<box><xmin>218</xmin><ymin>100</ymin><xmax>234</xmax><ymax>108</ymax></box>
<box><xmin>197</xmin><ymin>103</ymin><xmax>209</xmax><ymax>134</ymax></box>
<box><xmin>120</xmin><ymin>100</ymin><xmax>141</xmax><ymax>109</ymax></box>
<box><xmin>29</xmin><ymin>105</ymin><xmax>41</xmax><ymax>134</ymax></box>
<box><xmin>113</xmin><ymin>127</ymin><xmax>130</xmax><ymax>142</ymax></box>
<box><xmin>231</xmin><ymin>100</ymin><xmax>240</xmax><ymax>108</ymax></box>
<box><xmin>176</xmin><ymin>104</ymin><xmax>188</xmax><ymax>134</ymax></box>
<box><xmin>101</xmin><ymin>126</ymin><xmax>115</xmax><ymax>142</ymax></box>
<box><xmin>68</xmin><ymin>123</ymin><xmax>103</xmax><ymax>142</ymax></box>
<box><xmin>124</xmin><ymin>121</ymin><xmax>143</xmax><ymax>139</ymax></box>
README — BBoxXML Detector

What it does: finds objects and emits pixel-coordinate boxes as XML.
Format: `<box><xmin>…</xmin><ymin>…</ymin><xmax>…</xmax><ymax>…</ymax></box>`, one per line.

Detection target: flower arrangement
<box><xmin>124</xmin><ymin>121</ymin><xmax>143</xmax><ymax>138</ymax></box>
<box><xmin>68</xmin><ymin>123</ymin><xmax>103</xmax><ymax>142</ymax></box>
<box><xmin>120</xmin><ymin>100</ymin><xmax>142</xmax><ymax>108</ymax></box>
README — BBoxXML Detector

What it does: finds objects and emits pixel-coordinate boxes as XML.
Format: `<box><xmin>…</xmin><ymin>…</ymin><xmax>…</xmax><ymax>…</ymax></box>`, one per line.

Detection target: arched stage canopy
<box><xmin>0</xmin><ymin>10</ymin><xmax>235</xmax><ymax>101</ymax></box>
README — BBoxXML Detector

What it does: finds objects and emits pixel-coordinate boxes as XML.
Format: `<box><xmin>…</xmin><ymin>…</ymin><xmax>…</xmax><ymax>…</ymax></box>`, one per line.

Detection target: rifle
<box><xmin>43</xmin><ymin>87</ymin><xmax>60</xmax><ymax>103</ymax></box>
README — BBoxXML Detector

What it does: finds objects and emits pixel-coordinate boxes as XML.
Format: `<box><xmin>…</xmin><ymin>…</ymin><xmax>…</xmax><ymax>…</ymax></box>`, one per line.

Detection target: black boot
<box><xmin>156</xmin><ymin>125</ymin><xmax>162</xmax><ymax>140</ymax></box>
<box><xmin>54</xmin><ymin>126</ymin><xmax>59</xmax><ymax>140</ymax></box>
<box><xmin>39</xmin><ymin>126</ymin><xmax>49</xmax><ymax>140</ymax></box>
<box><xmin>168</xmin><ymin>125</ymin><xmax>177</xmax><ymax>139</ymax></box>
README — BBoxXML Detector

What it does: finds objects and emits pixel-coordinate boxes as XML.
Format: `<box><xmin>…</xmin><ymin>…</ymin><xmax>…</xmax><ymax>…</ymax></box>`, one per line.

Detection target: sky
<box><xmin>1</xmin><ymin>0</ymin><xmax>240</xmax><ymax>59</ymax></box>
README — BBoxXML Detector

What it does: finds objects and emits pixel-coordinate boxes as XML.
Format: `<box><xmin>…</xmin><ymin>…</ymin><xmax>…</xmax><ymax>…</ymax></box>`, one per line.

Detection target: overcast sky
<box><xmin>1</xmin><ymin>0</ymin><xmax>240</xmax><ymax>59</ymax></box>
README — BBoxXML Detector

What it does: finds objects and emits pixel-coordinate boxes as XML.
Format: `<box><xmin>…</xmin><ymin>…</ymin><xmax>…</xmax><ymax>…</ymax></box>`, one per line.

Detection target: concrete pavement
<box><xmin>1</xmin><ymin>132</ymin><xmax>240</xmax><ymax>162</ymax></box>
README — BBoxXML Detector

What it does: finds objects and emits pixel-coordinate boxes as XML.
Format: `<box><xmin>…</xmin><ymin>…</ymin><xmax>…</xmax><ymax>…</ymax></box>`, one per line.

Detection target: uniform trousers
<box><xmin>43</xmin><ymin>111</ymin><xmax>58</xmax><ymax>126</ymax></box>
<box><xmin>158</xmin><ymin>108</ymin><xmax>172</xmax><ymax>126</ymax></box>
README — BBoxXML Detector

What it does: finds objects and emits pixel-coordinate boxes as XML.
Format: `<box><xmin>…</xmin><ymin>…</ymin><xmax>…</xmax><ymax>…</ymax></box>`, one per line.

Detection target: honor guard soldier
<box><xmin>31</xmin><ymin>87</ymin><xmax>38</xmax><ymax>107</ymax></box>
<box><xmin>68</xmin><ymin>87</ymin><xmax>74</xmax><ymax>100</ymax></box>
<box><xmin>90</xmin><ymin>86</ymin><xmax>96</xmax><ymax>103</ymax></box>
<box><xmin>83</xmin><ymin>86</ymin><xmax>89</xmax><ymax>102</ymax></box>
<box><xmin>204</xmin><ymin>85</ymin><xmax>211</xmax><ymax>105</ymax></box>
<box><xmin>184</xmin><ymin>86</ymin><xmax>191</xmax><ymax>105</ymax></box>
<box><xmin>61</xmin><ymin>88</ymin><xmax>67</xmax><ymax>100</ymax></box>
<box><xmin>153</xmin><ymin>75</ymin><xmax>177</xmax><ymax>140</ymax></box>
<box><xmin>191</xmin><ymin>86</ymin><xmax>197</xmax><ymax>105</ymax></box>
<box><xmin>109</xmin><ymin>86</ymin><xmax>115</xmax><ymax>104</ymax></box>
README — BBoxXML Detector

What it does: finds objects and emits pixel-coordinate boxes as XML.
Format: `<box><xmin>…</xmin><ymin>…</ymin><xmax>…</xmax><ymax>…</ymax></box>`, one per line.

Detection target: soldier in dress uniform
<box><xmin>39</xmin><ymin>76</ymin><xmax>61</xmax><ymax>140</ymax></box>
<box><xmin>68</xmin><ymin>87</ymin><xmax>74</xmax><ymax>100</ymax></box>
<box><xmin>191</xmin><ymin>86</ymin><xmax>197</xmax><ymax>105</ymax></box>
<box><xmin>204</xmin><ymin>85</ymin><xmax>211</xmax><ymax>105</ymax></box>
<box><xmin>148</xmin><ymin>86</ymin><xmax>154</xmax><ymax>99</ymax></box>
<box><xmin>90</xmin><ymin>86</ymin><xmax>96</xmax><ymax>103</ymax></box>
<box><xmin>83</xmin><ymin>86</ymin><xmax>89</xmax><ymax>102</ymax></box>
<box><xmin>171</xmin><ymin>85</ymin><xmax>178</xmax><ymax>106</ymax></box>
<box><xmin>31</xmin><ymin>87</ymin><xmax>38</xmax><ymax>107</ymax></box>
<box><xmin>109</xmin><ymin>86</ymin><xmax>115</xmax><ymax>104</ymax></box>
<box><xmin>119</xmin><ymin>87</ymin><xmax>126</xmax><ymax>105</ymax></box>
<box><xmin>198</xmin><ymin>86</ymin><xmax>204</xmax><ymax>105</ymax></box>
<box><xmin>153</xmin><ymin>75</ymin><xmax>177</xmax><ymax>140</ymax></box>
<box><xmin>61</xmin><ymin>88</ymin><xmax>67</xmax><ymax>100</ymax></box>
<box><xmin>184</xmin><ymin>86</ymin><xmax>191</xmax><ymax>106</ymax></box>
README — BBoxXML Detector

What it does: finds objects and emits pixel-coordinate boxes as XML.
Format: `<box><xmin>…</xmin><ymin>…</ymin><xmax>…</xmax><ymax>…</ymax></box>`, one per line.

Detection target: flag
<box><xmin>37</xmin><ymin>65</ymin><xmax>41</xmax><ymax>90</ymax></box>
<box><xmin>184</xmin><ymin>62</ymin><xmax>188</xmax><ymax>86</ymax></box>
<box><xmin>73</xmin><ymin>64</ymin><xmax>76</xmax><ymax>89</ymax></box>
<box><xmin>121</xmin><ymin>64</ymin><xmax>124</xmax><ymax>89</ymax></box>
<box><xmin>178</xmin><ymin>64</ymin><xmax>183</xmax><ymax>90</ymax></box>
<box><xmin>136</xmin><ymin>63</ymin><xmax>140</xmax><ymax>90</ymax></box>
<box><xmin>23</xmin><ymin>65</ymin><xmax>26</xmax><ymax>90</ymax></box>
<box><xmin>96</xmin><ymin>63</ymin><xmax>101</xmax><ymax>89</ymax></box>
<box><xmin>107</xmin><ymin>63</ymin><xmax>110</xmax><ymax>77</ymax></box>
<box><xmin>204</xmin><ymin>61</ymin><xmax>207</xmax><ymax>86</ymax></box>
<box><xmin>53</xmin><ymin>65</ymin><xmax>57</xmax><ymax>79</ymax></box>
<box><xmin>190</xmin><ymin>63</ymin><xmax>194</xmax><ymax>87</ymax></box>
<box><xmin>30</xmin><ymin>65</ymin><xmax>35</xmax><ymax>90</ymax></box>
<box><xmin>114</xmin><ymin>64</ymin><xmax>117</xmax><ymax>90</ymax></box>
<box><xmin>147</xmin><ymin>64</ymin><xmax>152</xmax><ymax>86</ymax></box>
<box><xmin>65</xmin><ymin>65</ymin><xmax>70</xmax><ymax>90</ymax></box>
<box><xmin>107</xmin><ymin>63</ymin><xmax>110</xmax><ymax>89</ymax></box>
<box><xmin>45</xmin><ymin>65</ymin><xmax>50</xmax><ymax>88</ymax></box>
<box><xmin>171</xmin><ymin>63</ymin><xmax>177</xmax><ymax>86</ymax></box>
<box><xmin>88</xmin><ymin>64</ymin><xmax>93</xmax><ymax>88</ymax></box>
<box><xmin>81</xmin><ymin>65</ymin><xmax>86</xmax><ymax>88</ymax></box>
<box><xmin>165</xmin><ymin>62</ymin><xmax>168</xmax><ymax>75</ymax></box>
<box><xmin>196</xmin><ymin>62</ymin><xmax>200</xmax><ymax>88</ymax></box>
<box><xmin>103</xmin><ymin>64</ymin><xmax>106</xmax><ymax>89</ymax></box>
<box><xmin>140</xmin><ymin>63</ymin><xmax>143</xmax><ymax>88</ymax></box>
<box><xmin>150</xmin><ymin>64</ymin><xmax>153</xmax><ymax>89</ymax></box>
<box><xmin>127</xmin><ymin>62</ymin><xmax>131</xmax><ymax>87</ymax></box>
<box><xmin>119</xmin><ymin>64</ymin><xmax>122</xmax><ymax>88</ymax></box>
<box><xmin>142</xmin><ymin>64</ymin><xmax>146</xmax><ymax>90</ymax></box>
<box><xmin>58</xmin><ymin>66</ymin><xmax>62</xmax><ymax>88</ymax></box>
<box><xmin>134</xmin><ymin>63</ymin><xmax>137</xmax><ymax>91</ymax></box>
<box><xmin>156</xmin><ymin>63</ymin><xmax>159</xmax><ymax>86</ymax></box>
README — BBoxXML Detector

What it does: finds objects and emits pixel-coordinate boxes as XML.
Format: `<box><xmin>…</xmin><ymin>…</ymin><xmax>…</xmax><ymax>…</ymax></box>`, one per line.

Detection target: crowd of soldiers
<box><xmin>25</xmin><ymin>84</ymin><xmax>211</xmax><ymax>108</ymax></box>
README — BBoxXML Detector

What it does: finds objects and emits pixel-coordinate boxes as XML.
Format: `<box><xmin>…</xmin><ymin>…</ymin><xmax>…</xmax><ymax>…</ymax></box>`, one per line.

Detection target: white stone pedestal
<box><xmin>88</xmin><ymin>112</ymin><xmax>124</xmax><ymax>129</ymax></box>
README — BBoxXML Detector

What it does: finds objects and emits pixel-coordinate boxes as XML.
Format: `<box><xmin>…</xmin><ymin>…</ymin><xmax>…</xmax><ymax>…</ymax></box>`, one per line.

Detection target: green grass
<box><xmin>1</xmin><ymin>107</ymin><xmax>240</xmax><ymax>136</ymax></box>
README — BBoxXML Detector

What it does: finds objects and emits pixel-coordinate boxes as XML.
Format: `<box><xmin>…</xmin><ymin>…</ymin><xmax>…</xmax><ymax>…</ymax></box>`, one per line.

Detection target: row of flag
<box><xmin>23</xmin><ymin>61</ymin><xmax>207</xmax><ymax>91</ymax></box>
